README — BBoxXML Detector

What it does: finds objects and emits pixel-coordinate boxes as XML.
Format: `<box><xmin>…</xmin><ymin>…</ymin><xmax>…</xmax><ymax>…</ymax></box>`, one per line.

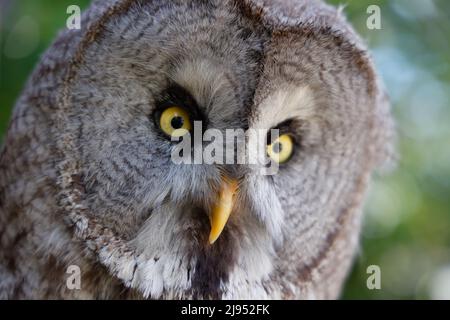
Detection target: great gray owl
<box><xmin>0</xmin><ymin>0</ymin><xmax>394</xmax><ymax>299</ymax></box>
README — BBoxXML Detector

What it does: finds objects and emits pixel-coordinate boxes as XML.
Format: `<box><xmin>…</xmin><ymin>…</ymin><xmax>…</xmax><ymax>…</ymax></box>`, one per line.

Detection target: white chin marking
<box><xmin>122</xmin><ymin>203</ymin><xmax>276</xmax><ymax>299</ymax></box>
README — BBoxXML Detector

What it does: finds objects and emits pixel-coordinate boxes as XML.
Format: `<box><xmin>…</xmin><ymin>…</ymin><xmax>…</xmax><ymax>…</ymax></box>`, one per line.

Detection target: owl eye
<box><xmin>159</xmin><ymin>106</ymin><xmax>192</xmax><ymax>137</ymax></box>
<box><xmin>267</xmin><ymin>134</ymin><xmax>294</xmax><ymax>164</ymax></box>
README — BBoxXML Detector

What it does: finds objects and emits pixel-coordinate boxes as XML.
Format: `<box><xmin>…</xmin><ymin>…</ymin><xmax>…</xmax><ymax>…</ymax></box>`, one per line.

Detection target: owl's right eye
<box><xmin>158</xmin><ymin>106</ymin><xmax>192</xmax><ymax>138</ymax></box>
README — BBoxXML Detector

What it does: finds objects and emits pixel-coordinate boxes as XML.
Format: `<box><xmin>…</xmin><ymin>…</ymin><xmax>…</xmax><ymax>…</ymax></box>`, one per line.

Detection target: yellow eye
<box><xmin>267</xmin><ymin>134</ymin><xmax>294</xmax><ymax>164</ymax></box>
<box><xmin>159</xmin><ymin>106</ymin><xmax>192</xmax><ymax>137</ymax></box>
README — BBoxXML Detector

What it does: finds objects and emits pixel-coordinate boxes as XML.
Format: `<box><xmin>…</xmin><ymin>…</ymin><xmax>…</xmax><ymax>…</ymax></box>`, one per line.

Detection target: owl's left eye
<box><xmin>158</xmin><ymin>106</ymin><xmax>192</xmax><ymax>137</ymax></box>
<box><xmin>267</xmin><ymin>134</ymin><xmax>294</xmax><ymax>164</ymax></box>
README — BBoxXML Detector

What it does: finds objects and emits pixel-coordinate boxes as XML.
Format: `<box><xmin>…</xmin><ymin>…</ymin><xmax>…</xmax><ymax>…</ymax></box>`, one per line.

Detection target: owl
<box><xmin>0</xmin><ymin>0</ymin><xmax>394</xmax><ymax>299</ymax></box>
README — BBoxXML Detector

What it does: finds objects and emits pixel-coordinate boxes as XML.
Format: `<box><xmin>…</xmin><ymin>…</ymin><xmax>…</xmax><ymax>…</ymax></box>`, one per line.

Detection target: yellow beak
<box><xmin>208</xmin><ymin>178</ymin><xmax>238</xmax><ymax>245</ymax></box>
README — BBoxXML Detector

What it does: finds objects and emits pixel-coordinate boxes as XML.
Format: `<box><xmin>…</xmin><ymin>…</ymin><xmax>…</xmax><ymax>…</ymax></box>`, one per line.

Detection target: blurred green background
<box><xmin>1</xmin><ymin>0</ymin><xmax>449</xmax><ymax>299</ymax></box>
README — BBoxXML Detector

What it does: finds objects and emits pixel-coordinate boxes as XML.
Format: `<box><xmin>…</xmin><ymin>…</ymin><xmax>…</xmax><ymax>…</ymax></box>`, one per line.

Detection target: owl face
<box><xmin>59</xmin><ymin>0</ymin><xmax>387</xmax><ymax>299</ymax></box>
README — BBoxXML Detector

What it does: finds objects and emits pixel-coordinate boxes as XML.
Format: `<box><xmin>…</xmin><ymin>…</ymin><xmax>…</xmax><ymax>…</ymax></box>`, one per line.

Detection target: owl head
<box><xmin>53</xmin><ymin>0</ymin><xmax>394</xmax><ymax>299</ymax></box>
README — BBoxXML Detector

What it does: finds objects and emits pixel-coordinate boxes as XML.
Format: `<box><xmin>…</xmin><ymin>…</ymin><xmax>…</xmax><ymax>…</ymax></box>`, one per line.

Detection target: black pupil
<box><xmin>171</xmin><ymin>116</ymin><xmax>184</xmax><ymax>129</ymax></box>
<box><xmin>272</xmin><ymin>142</ymin><xmax>283</xmax><ymax>154</ymax></box>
